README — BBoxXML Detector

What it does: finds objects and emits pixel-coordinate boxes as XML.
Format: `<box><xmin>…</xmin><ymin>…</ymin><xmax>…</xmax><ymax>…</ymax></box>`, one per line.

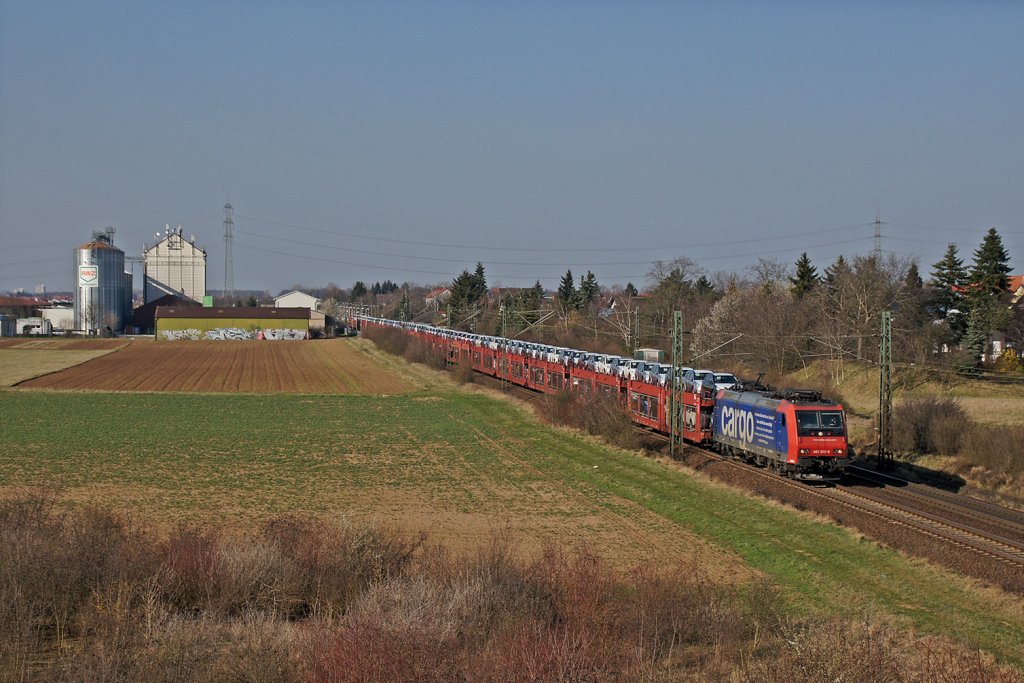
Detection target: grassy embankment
<box><xmin>1</xmin><ymin>386</ymin><xmax>1022</xmax><ymax>666</ymax></box>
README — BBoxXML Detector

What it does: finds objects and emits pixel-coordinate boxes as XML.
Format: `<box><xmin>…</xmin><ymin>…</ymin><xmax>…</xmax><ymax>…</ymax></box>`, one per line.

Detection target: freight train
<box><xmin>358</xmin><ymin>317</ymin><xmax>850</xmax><ymax>482</ymax></box>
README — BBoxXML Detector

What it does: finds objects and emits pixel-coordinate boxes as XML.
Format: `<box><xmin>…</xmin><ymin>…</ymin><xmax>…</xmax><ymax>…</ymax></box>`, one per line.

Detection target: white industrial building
<box><xmin>273</xmin><ymin>290</ymin><xmax>321</xmax><ymax>310</ymax></box>
<box><xmin>40</xmin><ymin>305</ymin><xmax>74</xmax><ymax>332</ymax></box>
<box><xmin>144</xmin><ymin>225</ymin><xmax>207</xmax><ymax>304</ymax></box>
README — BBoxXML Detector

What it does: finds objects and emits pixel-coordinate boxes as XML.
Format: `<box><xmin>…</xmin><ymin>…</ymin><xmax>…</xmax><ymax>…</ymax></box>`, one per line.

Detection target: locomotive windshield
<box><xmin>795</xmin><ymin>410</ymin><xmax>845</xmax><ymax>436</ymax></box>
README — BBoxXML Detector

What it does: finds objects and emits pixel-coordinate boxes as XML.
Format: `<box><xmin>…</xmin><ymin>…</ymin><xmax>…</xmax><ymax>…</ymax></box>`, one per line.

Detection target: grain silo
<box><xmin>143</xmin><ymin>225</ymin><xmax>207</xmax><ymax>303</ymax></box>
<box><xmin>74</xmin><ymin>228</ymin><xmax>132</xmax><ymax>333</ymax></box>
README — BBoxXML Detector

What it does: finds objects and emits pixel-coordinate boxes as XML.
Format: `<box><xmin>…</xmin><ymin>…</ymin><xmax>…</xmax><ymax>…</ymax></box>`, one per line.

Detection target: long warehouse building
<box><xmin>155</xmin><ymin>306</ymin><xmax>310</xmax><ymax>338</ymax></box>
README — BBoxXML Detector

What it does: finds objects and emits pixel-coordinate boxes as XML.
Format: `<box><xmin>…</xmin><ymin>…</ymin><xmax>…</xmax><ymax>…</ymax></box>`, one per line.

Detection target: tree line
<box><xmin>304</xmin><ymin>228</ymin><xmax>1021</xmax><ymax>375</ymax></box>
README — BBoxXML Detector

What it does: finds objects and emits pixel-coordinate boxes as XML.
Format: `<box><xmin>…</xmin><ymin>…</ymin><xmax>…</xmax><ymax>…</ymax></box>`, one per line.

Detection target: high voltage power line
<box><xmin>234</xmin><ymin>227</ymin><xmax>873</xmax><ymax>269</ymax></box>
<box><xmin>236</xmin><ymin>213</ymin><xmax>875</xmax><ymax>253</ymax></box>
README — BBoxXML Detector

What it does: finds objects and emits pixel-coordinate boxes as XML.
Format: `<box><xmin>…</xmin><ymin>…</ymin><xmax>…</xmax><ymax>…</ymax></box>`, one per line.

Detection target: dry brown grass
<box><xmin>3</xmin><ymin>493</ymin><xmax>1018</xmax><ymax>683</ymax></box>
<box><xmin>0</xmin><ymin>348</ymin><xmax>121</xmax><ymax>386</ymax></box>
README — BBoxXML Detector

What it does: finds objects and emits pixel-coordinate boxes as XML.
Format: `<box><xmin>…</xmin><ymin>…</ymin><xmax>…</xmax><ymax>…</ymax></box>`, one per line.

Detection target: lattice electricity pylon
<box><xmin>670</xmin><ymin>311</ymin><xmax>685</xmax><ymax>456</ymax></box>
<box><xmin>877</xmin><ymin>311</ymin><xmax>894</xmax><ymax>470</ymax></box>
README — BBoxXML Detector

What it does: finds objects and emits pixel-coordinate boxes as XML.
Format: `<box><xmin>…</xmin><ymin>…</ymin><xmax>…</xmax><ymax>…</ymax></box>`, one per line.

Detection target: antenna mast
<box><xmin>223</xmin><ymin>199</ymin><xmax>235</xmax><ymax>301</ymax></box>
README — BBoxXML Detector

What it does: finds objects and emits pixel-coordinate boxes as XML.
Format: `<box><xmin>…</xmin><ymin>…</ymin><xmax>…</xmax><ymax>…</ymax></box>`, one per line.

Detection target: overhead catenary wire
<box><xmin>236</xmin><ymin>212</ymin><xmax>875</xmax><ymax>254</ymax></box>
<box><xmin>235</xmin><ymin>226</ymin><xmax>873</xmax><ymax>269</ymax></box>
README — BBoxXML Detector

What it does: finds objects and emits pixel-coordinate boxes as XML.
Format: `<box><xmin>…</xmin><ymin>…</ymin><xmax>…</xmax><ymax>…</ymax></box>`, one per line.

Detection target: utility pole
<box><xmin>632</xmin><ymin>307</ymin><xmax>641</xmax><ymax>353</ymax></box>
<box><xmin>670</xmin><ymin>311</ymin><xmax>684</xmax><ymax>457</ymax></box>
<box><xmin>500</xmin><ymin>305</ymin><xmax>509</xmax><ymax>392</ymax></box>
<box><xmin>877</xmin><ymin>311</ymin><xmax>893</xmax><ymax>470</ymax></box>
<box><xmin>223</xmin><ymin>200</ymin><xmax>235</xmax><ymax>302</ymax></box>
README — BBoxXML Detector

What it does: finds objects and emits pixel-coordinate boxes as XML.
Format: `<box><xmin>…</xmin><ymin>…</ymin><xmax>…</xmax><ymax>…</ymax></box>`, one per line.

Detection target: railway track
<box><xmin>688</xmin><ymin>445</ymin><xmax>1024</xmax><ymax>568</ymax></box>
<box><xmin>470</xmin><ymin>367</ymin><xmax>1024</xmax><ymax>589</ymax></box>
<box><xmin>845</xmin><ymin>465</ymin><xmax>1024</xmax><ymax>537</ymax></box>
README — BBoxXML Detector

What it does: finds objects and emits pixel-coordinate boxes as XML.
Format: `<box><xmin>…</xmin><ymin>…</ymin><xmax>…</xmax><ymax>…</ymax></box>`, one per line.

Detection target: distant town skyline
<box><xmin>1</xmin><ymin>1</ymin><xmax>1021</xmax><ymax>293</ymax></box>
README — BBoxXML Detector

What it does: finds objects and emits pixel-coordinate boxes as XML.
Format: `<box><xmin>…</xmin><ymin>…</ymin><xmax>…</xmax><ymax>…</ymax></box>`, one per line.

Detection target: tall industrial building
<box><xmin>74</xmin><ymin>229</ymin><xmax>132</xmax><ymax>333</ymax></box>
<box><xmin>143</xmin><ymin>225</ymin><xmax>207</xmax><ymax>303</ymax></box>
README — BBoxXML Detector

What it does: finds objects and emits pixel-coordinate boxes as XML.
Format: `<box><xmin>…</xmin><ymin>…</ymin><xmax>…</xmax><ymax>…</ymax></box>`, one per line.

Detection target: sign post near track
<box><xmin>670</xmin><ymin>311</ymin><xmax>684</xmax><ymax>456</ymax></box>
<box><xmin>877</xmin><ymin>311</ymin><xmax>894</xmax><ymax>470</ymax></box>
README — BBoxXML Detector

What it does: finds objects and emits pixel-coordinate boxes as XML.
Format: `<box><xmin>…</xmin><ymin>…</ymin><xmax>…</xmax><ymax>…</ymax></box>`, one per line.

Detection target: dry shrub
<box><xmin>260</xmin><ymin>515</ymin><xmax>423</xmax><ymax>619</ymax></box>
<box><xmin>360</xmin><ymin>325</ymin><xmax>408</xmax><ymax>357</ymax></box>
<box><xmin>362</xmin><ymin>325</ymin><xmax>447</xmax><ymax>371</ymax></box>
<box><xmin>65</xmin><ymin>612</ymin><xmax>301</xmax><ymax>683</ymax></box>
<box><xmin>401</xmin><ymin>337</ymin><xmax>447</xmax><ymax>370</ymax></box>
<box><xmin>536</xmin><ymin>389</ymin><xmax>639</xmax><ymax>450</ymax></box>
<box><xmin>303</xmin><ymin>621</ymin><xmax>461</xmax><ymax>683</ymax></box>
<box><xmin>162</xmin><ymin>517</ymin><xmax>422</xmax><ymax>619</ymax></box>
<box><xmin>959</xmin><ymin>424</ymin><xmax>1024</xmax><ymax>477</ymax></box>
<box><xmin>892</xmin><ymin>396</ymin><xmax>968</xmax><ymax>456</ymax></box>
<box><xmin>3</xmin><ymin>494</ymin><xmax>1019</xmax><ymax>683</ymax></box>
<box><xmin>737</xmin><ymin>617</ymin><xmax>1022</xmax><ymax>683</ymax></box>
<box><xmin>452</xmin><ymin>357</ymin><xmax>475</xmax><ymax>384</ymax></box>
<box><xmin>0</xmin><ymin>493</ymin><xmax>156</xmax><ymax>679</ymax></box>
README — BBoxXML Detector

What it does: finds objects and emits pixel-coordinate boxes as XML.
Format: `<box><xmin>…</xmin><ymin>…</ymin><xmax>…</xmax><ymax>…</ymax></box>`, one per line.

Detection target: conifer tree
<box><xmin>694</xmin><ymin>275</ymin><xmax>715</xmax><ymax>297</ymax></box>
<box><xmin>964</xmin><ymin>228</ymin><xmax>1013</xmax><ymax>350</ymax></box>
<box><xmin>623</xmin><ymin>282</ymin><xmax>638</xmax><ymax>297</ymax></box>
<box><xmin>577</xmin><ymin>270</ymin><xmax>600</xmax><ymax>308</ymax></box>
<box><xmin>822</xmin><ymin>255</ymin><xmax>851</xmax><ymax>293</ymax></box>
<box><xmin>904</xmin><ymin>262</ymin><xmax>923</xmax><ymax>290</ymax></box>
<box><xmin>557</xmin><ymin>269</ymin><xmax>576</xmax><ymax>309</ymax></box>
<box><xmin>790</xmin><ymin>252</ymin><xmax>819</xmax><ymax>298</ymax></box>
<box><xmin>471</xmin><ymin>262</ymin><xmax>488</xmax><ymax>302</ymax></box>
<box><xmin>969</xmin><ymin>228</ymin><xmax>1011</xmax><ymax>299</ymax></box>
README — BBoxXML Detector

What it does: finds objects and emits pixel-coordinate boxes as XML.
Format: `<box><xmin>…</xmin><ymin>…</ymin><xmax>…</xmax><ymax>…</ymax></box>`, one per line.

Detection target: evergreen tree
<box><xmin>472</xmin><ymin>262</ymin><xmax>488</xmax><ymax>302</ymax></box>
<box><xmin>530</xmin><ymin>280</ymin><xmax>544</xmax><ymax>306</ymax></box>
<box><xmin>397</xmin><ymin>291</ymin><xmax>411</xmax><ymax>321</ymax></box>
<box><xmin>969</xmin><ymin>228</ymin><xmax>1011</xmax><ymax>298</ymax></box>
<box><xmin>789</xmin><ymin>252</ymin><xmax>819</xmax><ymax>298</ymax></box>
<box><xmin>966</xmin><ymin>229</ymin><xmax>1013</xmax><ymax>342</ymax></box>
<box><xmin>962</xmin><ymin>306</ymin><xmax>988</xmax><ymax>369</ymax></box>
<box><xmin>623</xmin><ymin>282</ymin><xmax>638</xmax><ymax>297</ymax></box>
<box><xmin>694</xmin><ymin>275</ymin><xmax>715</xmax><ymax>297</ymax></box>
<box><xmin>823</xmin><ymin>255</ymin><xmax>851</xmax><ymax>292</ymax></box>
<box><xmin>904</xmin><ymin>262</ymin><xmax>923</xmax><ymax>290</ymax></box>
<box><xmin>351</xmin><ymin>281</ymin><xmax>367</xmax><ymax>299</ymax></box>
<box><xmin>577</xmin><ymin>270</ymin><xmax>600</xmax><ymax>308</ymax></box>
<box><xmin>930</xmin><ymin>244</ymin><xmax>967</xmax><ymax>318</ymax></box>
<box><xmin>557</xmin><ymin>269</ymin><xmax>576</xmax><ymax>309</ymax></box>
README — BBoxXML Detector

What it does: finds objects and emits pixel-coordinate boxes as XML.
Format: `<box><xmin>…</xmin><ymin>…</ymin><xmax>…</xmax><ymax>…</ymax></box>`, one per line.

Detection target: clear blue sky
<box><xmin>1</xmin><ymin>0</ymin><xmax>1021</xmax><ymax>294</ymax></box>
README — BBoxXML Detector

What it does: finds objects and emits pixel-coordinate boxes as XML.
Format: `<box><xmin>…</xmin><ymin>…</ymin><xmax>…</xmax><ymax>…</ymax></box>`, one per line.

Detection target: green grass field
<box><xmin>2</xmin><ymin>387</ymin><xmax>1022</xmax><ymax>666</ymax></box>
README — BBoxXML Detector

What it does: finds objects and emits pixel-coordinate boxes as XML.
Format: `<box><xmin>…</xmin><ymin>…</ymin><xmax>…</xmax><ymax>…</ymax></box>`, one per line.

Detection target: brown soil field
<box><xmin>20</xmin><ymin>339</ymin><xmax>413</xmax><ymax>394</ymax></box>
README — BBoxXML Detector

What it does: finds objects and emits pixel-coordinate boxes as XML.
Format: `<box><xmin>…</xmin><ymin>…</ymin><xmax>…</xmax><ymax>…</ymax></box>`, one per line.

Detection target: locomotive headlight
<box><xmin>799</xmin><ymin>448</ymin><xmax>810</xmax><ymax>455</ymax></box>
<box><xmin>833</xmin><ymin>448</ymin><xmax>844</xmax><ymax>455</ymax></box>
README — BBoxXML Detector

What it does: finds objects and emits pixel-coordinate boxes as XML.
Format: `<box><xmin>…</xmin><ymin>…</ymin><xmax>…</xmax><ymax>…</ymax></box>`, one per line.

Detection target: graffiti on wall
<box><xmin>163</xmin><ymin>327</ymin><xmax>307</xmax><ymax>341</ymax></box>
<box><xmin>163</xmin><ymin>329</ymin><xmax>202</xmax><ymax>341</ymax></box>
<box><xmin>261</xmin><ymin>328</ymin><xmax>307</xmax><ymax>340</ymax></box>
<box><xmin>206</xmin><ymin>328</ymin><xmax>253</xmax><ymax>341</ymax></box>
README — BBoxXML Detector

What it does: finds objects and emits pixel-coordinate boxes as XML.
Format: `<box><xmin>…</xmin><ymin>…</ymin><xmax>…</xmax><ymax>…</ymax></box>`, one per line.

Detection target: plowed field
<box><xmin>20</xmin><ymin>339</ymin><xmax>412</xmax><ymax>394</ymax></box>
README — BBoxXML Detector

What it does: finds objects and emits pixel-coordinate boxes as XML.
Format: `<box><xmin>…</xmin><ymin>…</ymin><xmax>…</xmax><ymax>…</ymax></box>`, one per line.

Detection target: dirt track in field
<box><xmin>0</xmin><ymin>339</ymin><xmax>128</xmax><ymax>350</ymax></box>
<box><xmin>19</xmin><ymin>339</ymin><xmax>412</xmax><ymax>394</ymax></box>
